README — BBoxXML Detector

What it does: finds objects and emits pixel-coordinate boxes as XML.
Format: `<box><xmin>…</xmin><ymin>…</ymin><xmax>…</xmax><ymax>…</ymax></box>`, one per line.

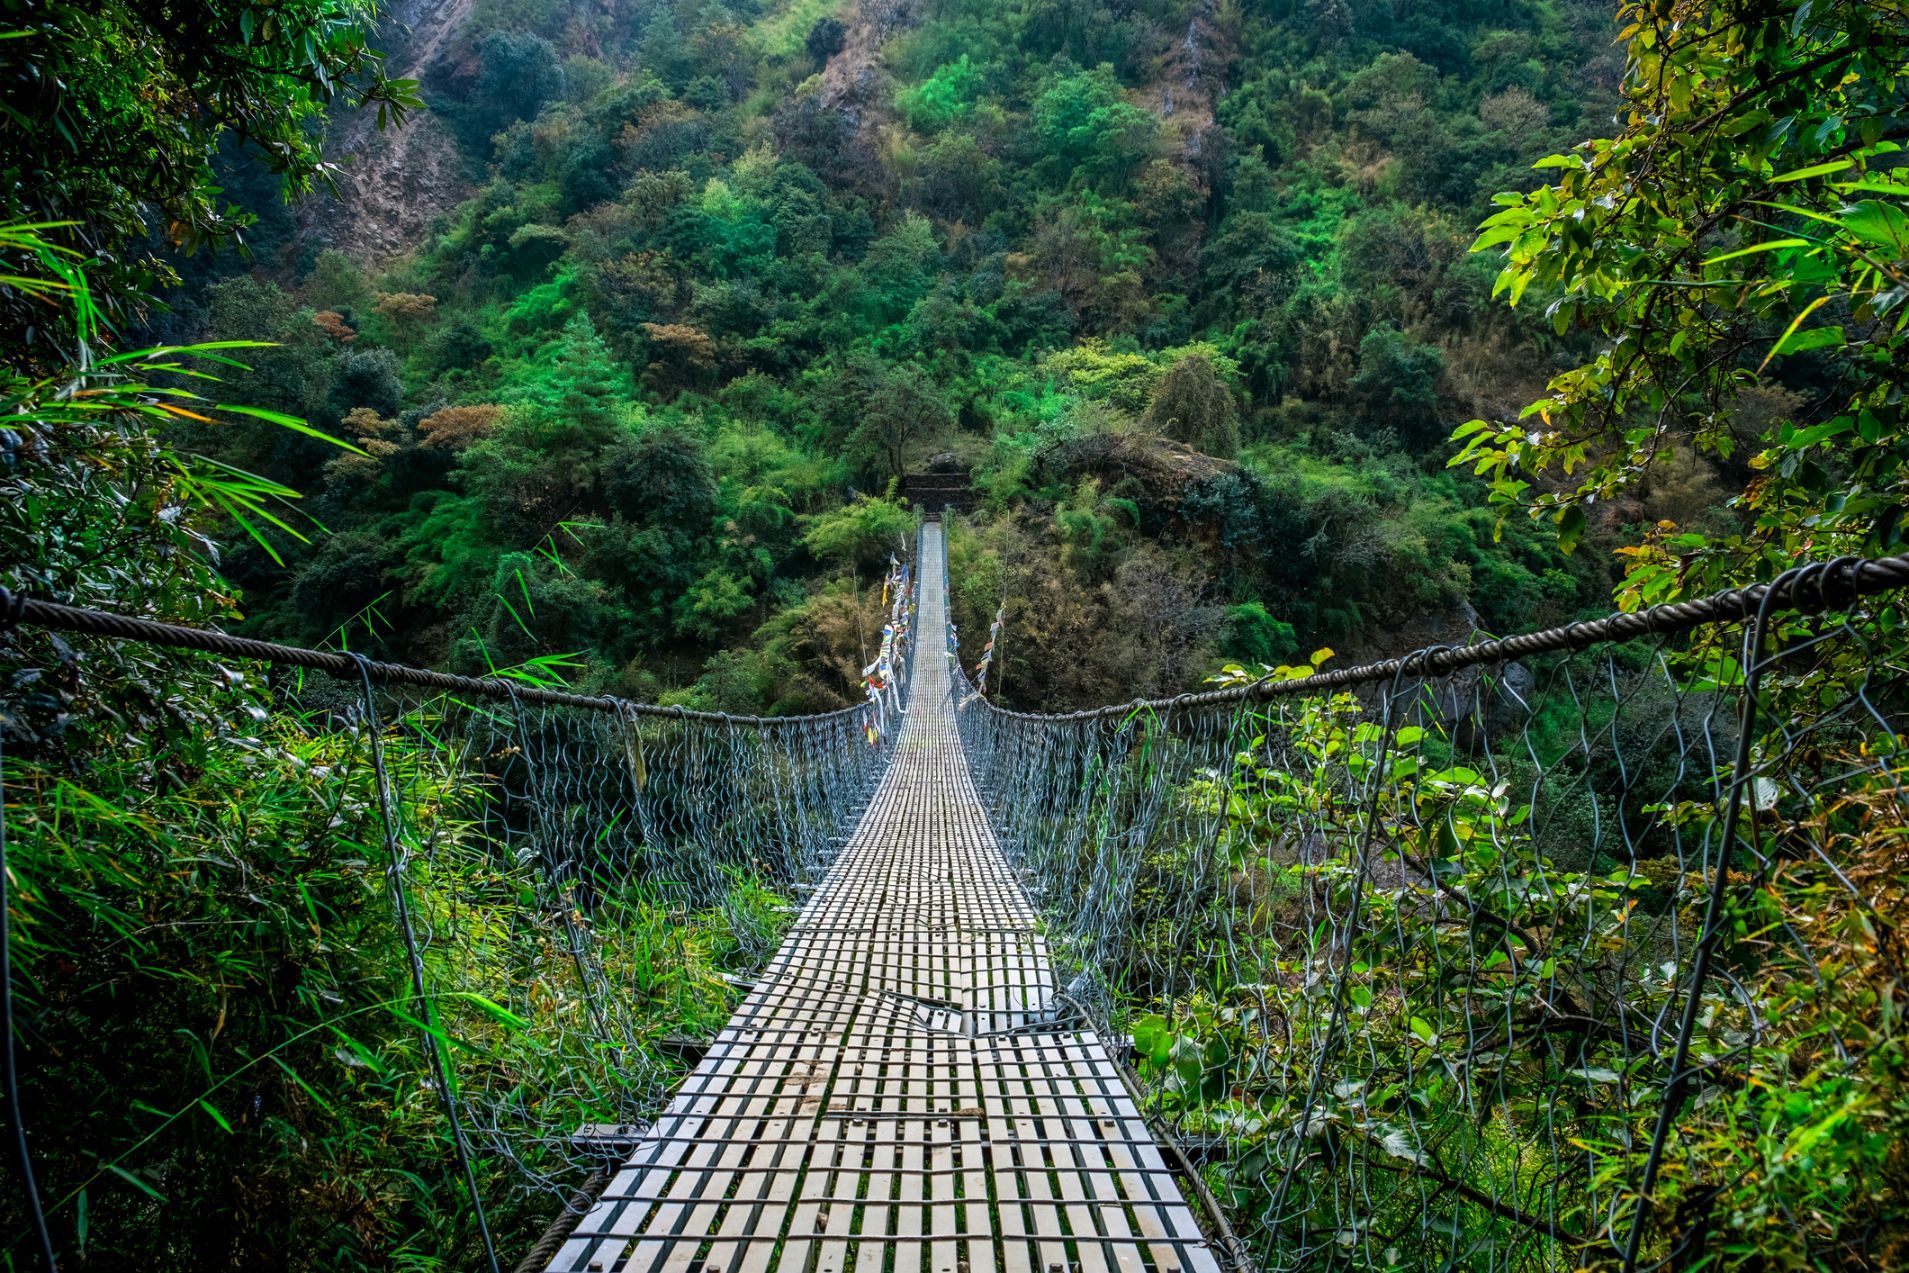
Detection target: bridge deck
<box><xmin>546</xmin><ymin>523</ymin><xmax>1221</xmax><ymax>1273</ymax></box>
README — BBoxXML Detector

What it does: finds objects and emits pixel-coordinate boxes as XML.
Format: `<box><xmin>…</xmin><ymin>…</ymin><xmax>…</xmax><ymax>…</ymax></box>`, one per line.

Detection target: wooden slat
<box><xmin>541</xmin><ymin>523</ymin><xmax>1222</xmax><ymax>1273</ymax></box>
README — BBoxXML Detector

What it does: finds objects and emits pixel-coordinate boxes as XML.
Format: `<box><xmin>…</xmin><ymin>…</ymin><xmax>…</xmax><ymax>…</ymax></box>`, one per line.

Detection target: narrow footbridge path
<box><xmin>548</xmin><ymin>522</ymin><xmax>1221</xmax><ymax>1273</ymax></box>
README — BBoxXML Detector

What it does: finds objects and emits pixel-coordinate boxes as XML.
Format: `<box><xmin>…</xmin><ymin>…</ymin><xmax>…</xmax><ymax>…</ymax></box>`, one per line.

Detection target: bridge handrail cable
<box><xmin>954</xmin><ymin>550</ymin><xmax>1909</xmax><ymax>720</ymax></box>
<box><xmin>0</xmin><ymin>586</ymin><xmax>871</xmax><ymax>726</ymax></box>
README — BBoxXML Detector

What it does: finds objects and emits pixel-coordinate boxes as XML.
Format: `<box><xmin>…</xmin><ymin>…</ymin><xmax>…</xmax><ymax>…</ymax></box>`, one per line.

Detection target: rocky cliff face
<box><xmin>818</xmin><ymin>0</ymin><xmax>916</xmax><ymax>115</ymax></box>
<box><xmin>296</xmin><ymin>0</ymin><xmax>478</xmax><ymax>266</ymax></box>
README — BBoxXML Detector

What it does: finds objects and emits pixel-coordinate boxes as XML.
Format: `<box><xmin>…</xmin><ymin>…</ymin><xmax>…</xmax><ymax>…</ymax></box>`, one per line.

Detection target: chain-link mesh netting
<box><xmin>346</xmin><ymin>675</ymin><xmax>900</xmax><ymax>1263</ymax></box>
<box><xmin>4</xmin><ymin>551</ymin><xmax>1906</xmax><ymax>1270</ymax></box>
<box><xmin>953</xmin><ymin>574</ymin><xmax>1907</xmax><ymax>1272</ymax></box>
<box><xmin>0</xmin><ymin>561</ymin><xmax>917</xmax><ymax>1268</ymax></box>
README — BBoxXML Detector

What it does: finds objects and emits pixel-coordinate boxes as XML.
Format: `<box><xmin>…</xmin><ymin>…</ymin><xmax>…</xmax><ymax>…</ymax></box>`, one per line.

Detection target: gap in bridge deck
<box><xmin>545</xmin><ymin>523</ymin><xmax>1220</xmax><ymax>1273</ymax></box>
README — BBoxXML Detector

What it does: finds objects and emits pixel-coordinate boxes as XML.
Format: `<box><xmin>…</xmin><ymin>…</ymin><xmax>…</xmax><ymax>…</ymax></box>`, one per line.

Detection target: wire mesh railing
<box><xmin>3</xmin><ymin>544</ymin><xmax>1906</xmax><ymax>1270</ymax></box>
<box><xmin>952</xmin><ymin>554</ymin><xmax>1909</xmax><ymax>1273</ymax></box>
<box><xmin>0</xmin><ymin>561</ymin><xmax>917</xmax><ymax>1270</ymax></box>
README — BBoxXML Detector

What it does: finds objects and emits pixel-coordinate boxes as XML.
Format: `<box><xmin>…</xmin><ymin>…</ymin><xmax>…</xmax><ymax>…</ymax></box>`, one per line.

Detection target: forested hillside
<box><xmin>5</xmin><ymin>0</ymin><xmax>1907</xmax><ymax>1268</ymax></box>
<box><xmin>158</xmin><ymin>0</ymin><xmax>1644</xmax><ymax>711</ymax></box>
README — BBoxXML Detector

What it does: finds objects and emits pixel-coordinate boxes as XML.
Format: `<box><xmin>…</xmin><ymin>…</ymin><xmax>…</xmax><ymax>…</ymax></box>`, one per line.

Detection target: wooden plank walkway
<box><xmin>545</xmin><ymin>522</ymin><xmax>1222</xmax><ymax>1273</ymax></box>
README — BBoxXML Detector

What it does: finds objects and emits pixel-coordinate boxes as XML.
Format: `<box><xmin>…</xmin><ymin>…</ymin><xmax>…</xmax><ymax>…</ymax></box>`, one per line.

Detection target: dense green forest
<box><xmin>134</xmin><ymin>0</ymin><xmax>1658</xmax><ymax>712</ymax></box>
<box><xmin>3</xmin><ymin>0</ymin><xmax>1906</xmax><ymax>1266</ymax></box>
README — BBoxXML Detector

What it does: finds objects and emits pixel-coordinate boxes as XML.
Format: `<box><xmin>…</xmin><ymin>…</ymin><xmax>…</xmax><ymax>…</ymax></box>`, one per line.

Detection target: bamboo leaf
<box><xmin>1702</xmin><ymin>237</ymin><xmax>1812</xmax><ymax>265</ymax></box>
<box><xmin>102</xmin><ymin>1164</ymin><xmax>168</xmax><ymax>1201</ymax></box>
<box><xmin>196</xmin><ymin>1098</ymin><xmax>234</xmax><ymax>1133</ymax></box>
<box><xmin>1770</xmin><ymin>159</ymin><xmax>1853</xmax><ymax>182</ymax></box>
<box><xmin>449</xmin><ymin>991</ymin><xmax>531</xmax><ymax>1031</ymax></box>
<box><xmin>215</xmin><ymin>404</ymin><xmax>365</xmax><ymax>453</ymax></box>
<box><xmin>1759</xmin><ymin>295</ymin><xmax>1833</xmax><ymax>371</ymax></box>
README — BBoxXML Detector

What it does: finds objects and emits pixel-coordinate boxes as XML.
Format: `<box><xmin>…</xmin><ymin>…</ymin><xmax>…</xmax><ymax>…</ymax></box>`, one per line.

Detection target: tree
<box><xmin>1455</xmin><ymin>0</ymin><xmax>1909</xmax><ymax>585</ymax></box>
<box><xmin>312</xmin><ymin>310</ymin><xmax>358</xmax><ymax>343</ymax></box>
<box><xmin>913</xmin><ymin>133</ymin><xmax>1005</xmax><ymax>223</ymax></box>
<box><xmin>602</xmin><ymin>427</ymin><xmax>718</xmax><ymax>530</ymax></box>
<box><xmin>802</xmin><ymin>495</ymin><xmax>913</xmax><ymax>571</ymax></box>
<box><xmin>418</xmin><ymin>315</ymin><xmax>495</xmax><ymax>379</ymax></box>
<box><xmin>805</xmin><ymin>15</ymin><xmax>846</xmax><ymax>67</ymax></box>
<box><xmin>1304</xmin><ymin>0</ymin><xmax>1352</xmax><ymax>50</ymax></box>
<box><xmin>326</xmin><ymin>406</ymin><xmax>404</xmax><ymax>483</ymax></box>
<box><xmin>673</xmin><ymin>567</ymin><xmax>754</xmax><ymax>640</ymax></box>
<box><xmin>417</xmin><ymin>404</ymin><xmax>503</xmax><ymax>450</ymax></box>
<box><xmin>1043</xmin><ymin>340</ymin><xmax>1166</xmax><ymax>413</ymax></box>
<box><xmin>1</xmin><ymin>0</ymin><xmax>418</xmax><ymax>359</ymax></box>
<box><xmin>475</xmin><ymin>30</ymin><xmax>565</xmax><ymax>136</ymax></box>
<box><xmin>1349</xmin><ymin>326</ymin><xmax>1444</xmax><ymax>451</ymax></box>
<box><xmin>202</xmin><ymin>276</ymin><xmax>338</xmax><ymax>426</ymax></box>
<box><xmin>774</xmin><ymin>93</ymin><xmax>886</xmax><ymax>196</ymax></box>
<box><xmin>371</xmin><ymin>291</ymin><xmax>438</xmax><ymax>343</ymax></box>
<box><xmin>558</xmin><ymin>136</ymin><xmax>621</xmax><ymax>214</ymax></box>
<box><xmin>861</xmin><ymin>211</ymin><xmax>942</xmax><ymax>322</ymax></box>
<box><xmin>372</xmin><ymin>291</ymin><xmax>437</xmax><ymax>323</ymax></box>
<box><xmin>513</xmin><ymin>313</ymin><xmax>631</xmax><ymax>442</ymax></box>
<box><xmin>327</xmin><ymin>347</ymin><xmax>405</xmax><ymax>421</ymax></box>
<box><xmin>1028</xmin><ymin>193</ymin><xmax>1155</xmax><ymax>328</ymax></box>
<box><xmin>1144</xmin><ymin>353</ymin><xmax>1240</xmax><ymax>458</ymax></box>
<box><xmin>1054</xmin><ymin>477</ymin><xmax>1135</xmax><ymax>570</ymax></box>
<box><xmin>304</xmin><ymin>248</ymin><xmax>371</xmax><ymax>309</ymax></box>
<box><xmin>896</xmin><ymin>56</ymin><xmax>984</xmax><ymax>132</ymax></box>
<box><xmin>639</xmin><ymin>321</ymin><xmax>721</xmax><ymax>394</ymax></box>
<box><xmin>837</xmin><ymin>361</ymin><xmax>952</xmax><ymax>480</ymax></box>
<box><xmin>1220</xmin><ymin>600</ymin><xmax>1298</xmax><ymax>666</ymax></box>
<box><xmin>1030</xmin><ymin>65</ymin><xmax>1157</xmax><ymax>191</ymax></box>
<box><xmin>1477</xmin><ymin>86</ymin><xmax>1549</xmax><ymax>148</ymax></box>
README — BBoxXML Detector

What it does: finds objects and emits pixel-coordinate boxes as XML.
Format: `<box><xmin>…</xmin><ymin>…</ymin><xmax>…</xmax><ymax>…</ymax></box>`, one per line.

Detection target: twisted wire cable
<box><xmin>953</xmin><ymin>550</ymin><xmax>1909</xmax><ymax>1271</ymax></box>
<box><xmin>0</xmin><ymin>546</ymin><xmax>1905</xmax><ymax>1269</ymax></box>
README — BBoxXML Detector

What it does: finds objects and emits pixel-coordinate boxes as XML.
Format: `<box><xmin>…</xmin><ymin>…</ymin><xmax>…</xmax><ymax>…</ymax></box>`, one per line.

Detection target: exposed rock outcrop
<box><xmin>1043</xmin><ymin>432</ymin><xmax>1236</xmax><ymax>508</ymax></box>
<box><xmin>296</xmin><ymin>0</ymin><xmax>479</xmax><ymax>266</ymax></box>
<box><xmin>819</xmin><ymin>0</ymin><xmax>916</xmax><ymax>116</ymax></box>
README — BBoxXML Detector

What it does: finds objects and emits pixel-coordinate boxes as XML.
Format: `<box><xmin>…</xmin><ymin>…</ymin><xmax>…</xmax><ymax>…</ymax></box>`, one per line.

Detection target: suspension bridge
<box><xmin>542</xmin><ymin>521</ymin><xmax>1221</xmax><ymax>1273</ymax></box>
<box><xmin>2</xmin><ymin>536</ymin><xmax>1906</xmax><ymax>1272</ymax></box>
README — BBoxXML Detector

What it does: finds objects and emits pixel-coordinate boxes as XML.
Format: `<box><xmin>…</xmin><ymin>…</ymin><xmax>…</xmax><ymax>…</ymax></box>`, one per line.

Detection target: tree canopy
<box><xmin>1</xmin><ymin>0</ymin><xmax>420</xmax><ymax>357</ymax></box>
<box><xmin>4</xmin><ymin>0</ymin><xmax>1909</xmax><ymax>1264</ymax></box>
<box><xmin>1457</xmin><ymin>0</ymin><xmax>1909</xmax><ymax>593</ymax></box>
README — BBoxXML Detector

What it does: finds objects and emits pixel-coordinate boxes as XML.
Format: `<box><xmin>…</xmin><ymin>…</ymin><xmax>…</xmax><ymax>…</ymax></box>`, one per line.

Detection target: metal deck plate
<box><xmin>545</xmin><ymin>523</ymin><xmax>1221</xmax><ymax>1273</ymax></box>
